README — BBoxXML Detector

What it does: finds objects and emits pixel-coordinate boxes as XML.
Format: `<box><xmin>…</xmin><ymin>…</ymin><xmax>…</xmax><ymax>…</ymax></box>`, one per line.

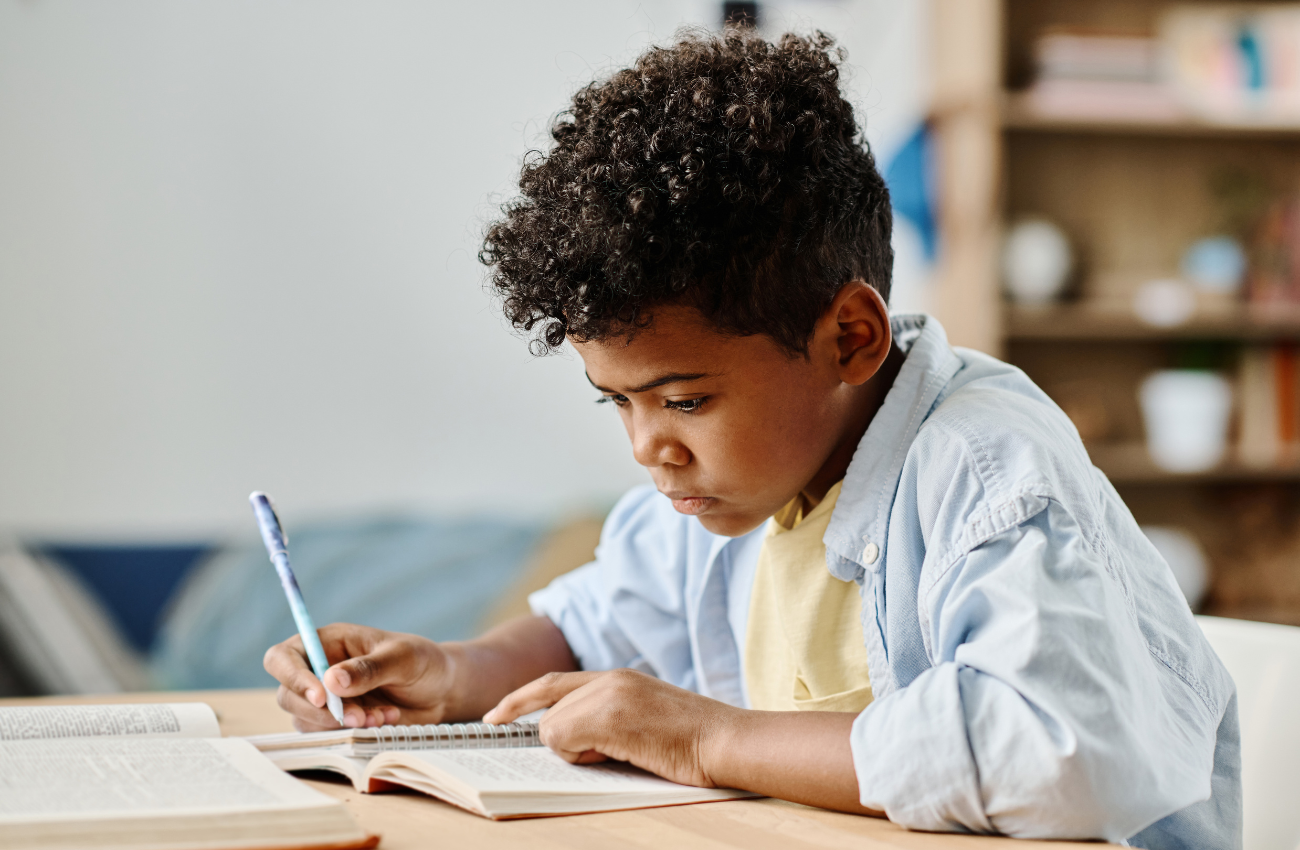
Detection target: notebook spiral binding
<box><xmin>359</xmin><ymin>720</ymin><xmax>541</xmax><ymax>755</ymax></box>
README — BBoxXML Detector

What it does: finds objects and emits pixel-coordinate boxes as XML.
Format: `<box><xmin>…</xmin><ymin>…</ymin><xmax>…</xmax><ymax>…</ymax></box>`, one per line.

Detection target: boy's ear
<box><xmin>820</xmin><ymin>280</ymin><xmax>892</xmax><ymax>386</ymax></box>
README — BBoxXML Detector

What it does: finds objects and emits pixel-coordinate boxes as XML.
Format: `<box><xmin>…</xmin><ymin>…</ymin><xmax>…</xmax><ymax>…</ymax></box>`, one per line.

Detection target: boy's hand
<box><xmin>264</xmin><ymin>624</ymin><xmax>457</xmax><ymax>732</ymax></box>
<box><xmin>483</xmin><ymin>668</ymin><xmax>735</xmax><ymax>788</ymax></box>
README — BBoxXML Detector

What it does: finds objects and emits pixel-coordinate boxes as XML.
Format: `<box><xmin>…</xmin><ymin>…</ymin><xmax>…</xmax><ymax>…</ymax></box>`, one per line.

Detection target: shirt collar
<box><xmin>823</xmin><ymin>314</ymin><xmax>964</xmax><ymax>580</ymax></box>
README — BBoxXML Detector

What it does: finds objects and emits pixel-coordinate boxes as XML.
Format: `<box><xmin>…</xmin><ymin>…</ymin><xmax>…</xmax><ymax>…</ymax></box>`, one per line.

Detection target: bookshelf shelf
<box><xmin>928</xmin><ymin>0</ymin><xmax>1300</xmax><ymax>623</ymax></box>
<box><xmin>1089</xmin><ymin>442</ymin><xmax>1300</xmax><ymax>485</ymax></box>
<box><xmin>1006</xmin><ymin>304</ymin><xmax>1300</xmax><ymax>342</ymax></box>
<box><xmin>1002</xmin><ymin>96</ymin><xmax>1300</xmax><ymax>141</ymax></box>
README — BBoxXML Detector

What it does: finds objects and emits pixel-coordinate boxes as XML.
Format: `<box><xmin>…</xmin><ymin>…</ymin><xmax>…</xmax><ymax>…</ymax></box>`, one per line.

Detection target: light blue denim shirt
<box><xmin>530</xmin><ymin>315</ymin><xmax>1241</xmax><ymax>849</ymax></box>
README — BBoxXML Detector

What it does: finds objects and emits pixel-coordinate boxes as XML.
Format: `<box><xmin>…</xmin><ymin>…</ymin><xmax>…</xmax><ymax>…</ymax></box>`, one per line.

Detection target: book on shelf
<box><xmin>1238</xmin><ymin>343</ymin><xmax>1300</xmax><ymax>468</ymax></box>
<box><xmin>246</xmin><ymin>717</ymin><xmax>757</xmax><ymax>820</ymax></box>
<box><xmin>1247</xmin><ymin>194</ymin><xmax>1300</xmax><ymax>307</ymax></box>
<box><xmin>1022</xmin><ymin>29</ymin><xmax>1187</xmax><ymax>122</ymax></box>
<box><xmin>0</xmin><ymin>702</ymin><xmax>374</xmax><ymax>850</ymax></box>
<box><xmin>1014</xmin><ymin>9</ymin><xmax>1300</xmax><ymax>127</ymax></box>
<box><xmin>1036</xmin><ymin>30</ymin><xmax>1158</xmax><ymax>83</ymax></box>
<box><xmin>1161</xmin><ymin>5</ymin><xmax>1300</xmax><ymax>125</ymax></box>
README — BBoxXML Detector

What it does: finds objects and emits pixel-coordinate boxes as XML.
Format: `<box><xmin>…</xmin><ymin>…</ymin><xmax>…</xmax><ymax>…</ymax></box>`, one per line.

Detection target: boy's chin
<box><xmin>693</xmin><ymin>510</ymin><xmax>767</xmax><ymax>538</ymax></box>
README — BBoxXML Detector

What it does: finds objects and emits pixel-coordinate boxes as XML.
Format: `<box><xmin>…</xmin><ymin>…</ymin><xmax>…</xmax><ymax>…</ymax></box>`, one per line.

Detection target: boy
<box><xmin>265</xmin><ymin>29</ymin><xmax>1239</xmax><ymax>847</ymax></box>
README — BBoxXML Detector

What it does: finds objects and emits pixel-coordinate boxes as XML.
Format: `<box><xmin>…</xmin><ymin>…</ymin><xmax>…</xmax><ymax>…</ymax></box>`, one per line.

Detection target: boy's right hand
<box><xmin>263</xmin><ymin>623</ymin><xmax>458</xmax><ymax>732</ymax></box>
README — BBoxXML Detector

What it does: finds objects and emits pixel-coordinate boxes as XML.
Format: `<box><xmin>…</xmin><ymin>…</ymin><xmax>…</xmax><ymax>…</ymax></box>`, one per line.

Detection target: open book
<box><xmin>247</xmin><ymin>718</ymin><xmax>757</xmax><ymax>820</ymax></box>
<box><xmin>0</xmin><ymin>702</ymin><xmax>374</xmax><ymax>850</ymax></box>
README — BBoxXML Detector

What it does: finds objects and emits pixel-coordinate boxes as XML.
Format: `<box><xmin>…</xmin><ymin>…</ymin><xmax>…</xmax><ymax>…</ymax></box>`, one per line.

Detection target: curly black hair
<box><xmin>480</xmin><ymin>28</ymin><xmax>892</xmax><ymax>356</ymax></box>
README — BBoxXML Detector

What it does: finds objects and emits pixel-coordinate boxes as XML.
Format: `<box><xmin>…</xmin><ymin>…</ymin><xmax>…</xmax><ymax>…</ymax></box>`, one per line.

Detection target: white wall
<box><xmin>0</xmin><ymin>0</ymin><xmax>927</xmax><ymax>538</ymax></box>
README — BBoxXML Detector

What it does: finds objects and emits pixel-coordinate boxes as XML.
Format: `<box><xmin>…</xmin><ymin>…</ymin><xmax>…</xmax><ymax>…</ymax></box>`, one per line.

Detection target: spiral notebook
<box><xmin>245</xmin><ymin>714</ymin><xmax>756</xmax><ymax>820</ymax></box>
<box><xmin>250</xmin><ymin>717</ymin><xmax>543</xmax><ymax>758</ymax></box>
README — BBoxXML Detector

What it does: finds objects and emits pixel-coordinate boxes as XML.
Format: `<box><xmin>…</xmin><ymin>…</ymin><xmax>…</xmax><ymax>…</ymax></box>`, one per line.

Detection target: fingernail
<box><xmin>332</xmin><ymin>668</ymin><xmax>351</xmax><ymax>689</ymax></box>
<box><xmin>483</xmin><ymin>707</ymin><xmax>501</xmax><ymax>723</ymax></box>
<box><xmin>306</xmin><ymin>689</ymin><xmax>320</xmax><ymax>706</ymax></box>
<box><xmin>344</xmin><ymin>711</ymin><xmax>361</xmax><ymax>728</ymax></box>
<box><xmin>383</xmin><ymin>707</ymin><xmax>400</xmax><ymax>724</ymax></box>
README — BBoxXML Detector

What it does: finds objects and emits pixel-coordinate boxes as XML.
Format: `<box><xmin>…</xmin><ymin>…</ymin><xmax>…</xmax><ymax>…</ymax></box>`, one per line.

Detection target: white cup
<box><xmin>1138</xmin><ymin>370</ymin><xmax>1232</xmax><ymax>473</ymax></box>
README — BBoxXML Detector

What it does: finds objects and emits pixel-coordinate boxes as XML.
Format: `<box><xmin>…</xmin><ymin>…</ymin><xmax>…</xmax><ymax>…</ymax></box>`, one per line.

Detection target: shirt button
<box><xmin>861</xmin><ymin>542</ymin><xmax>880</xmax><ymax>565</ymax></box>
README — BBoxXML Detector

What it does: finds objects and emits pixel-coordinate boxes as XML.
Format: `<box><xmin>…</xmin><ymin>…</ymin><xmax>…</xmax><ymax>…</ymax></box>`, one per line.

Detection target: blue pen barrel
<box><xmin>250</xmin><ymin>492</ymin><xmax>289</xmax><ymax>556</ymax></box>
<box><xmin>271</xmin><ymin>553</ymin><xmax>331</xmax><ymax>676</ymax></box>
<box><xmin>250</xmin><ymin>491</ymin><xmax>346</xmax><ymax>724</ymax></box>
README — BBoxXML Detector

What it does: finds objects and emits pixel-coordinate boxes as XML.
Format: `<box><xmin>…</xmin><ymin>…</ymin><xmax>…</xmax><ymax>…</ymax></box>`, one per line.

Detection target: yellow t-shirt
<box><xmin>744</xmin><ymin>480</ymin><xmax>874</xmax><ymax>712</ymax></box>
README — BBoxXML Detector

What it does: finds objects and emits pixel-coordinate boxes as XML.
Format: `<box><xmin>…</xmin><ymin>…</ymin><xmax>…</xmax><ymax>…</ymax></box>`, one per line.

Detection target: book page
<box><xmin>0</xmin><ymin>737</ymin><xmax>340</xmax><ymax>820</ymax></box>
<box><xmin>260</xmin><ymin>747</ymin><xmax>370</xmax><ymax>789</ymax></box>
<box><xmin>386</xmin><ymin>747</ymin><xmax>701</xmax><ymax>793</ymax></box>
<box><xmin>0</xmin><ymin>703</ymin><xmax>220</xmax><ymax>741</ymax></box>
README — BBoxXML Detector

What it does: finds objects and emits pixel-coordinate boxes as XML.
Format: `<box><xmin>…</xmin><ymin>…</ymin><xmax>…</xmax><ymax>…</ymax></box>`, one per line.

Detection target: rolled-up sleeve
<box><xmin>528</xmin><ymin>485</ymin><xmax>701</xmax><ymax>691</ymax></box>
<box><xmin>852</xmin><ymin>499</ymin><xmax>1225</xmax><ymax>841</ymax></box>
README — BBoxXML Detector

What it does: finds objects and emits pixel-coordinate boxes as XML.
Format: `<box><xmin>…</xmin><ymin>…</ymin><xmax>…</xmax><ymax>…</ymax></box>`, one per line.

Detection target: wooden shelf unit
<box><xmin>1002</xmin><ymin>95</ymin><xmax>1300</xmax><ymax>141</ymax></box>
<box><xmin>1089</xmin><ymin>442</ymin><xmax>1300</xmax><ymax>484</ymax></box>
<box><xmin>932</xmin><ymin>0</ymin><xmax>1300</xmax><ymax>625</ymax></box>
<box><xmin>1006</xmin><ymin>304</ymin><xmax>1300</xmax><ymax>341</ymax></box>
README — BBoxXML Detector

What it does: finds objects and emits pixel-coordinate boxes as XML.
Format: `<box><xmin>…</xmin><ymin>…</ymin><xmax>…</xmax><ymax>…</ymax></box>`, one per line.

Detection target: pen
<box><xmin>249</xmin><ymin>491</ymin><xmax>346</xmax><ymax>725</ymax></box>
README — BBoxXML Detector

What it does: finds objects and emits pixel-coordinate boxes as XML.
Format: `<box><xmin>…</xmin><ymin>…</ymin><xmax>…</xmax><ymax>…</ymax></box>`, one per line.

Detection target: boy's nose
<box><xmin>630</xmin><ymin>420</ymin><xmax>691</xmax><ymax>469</ymax></box>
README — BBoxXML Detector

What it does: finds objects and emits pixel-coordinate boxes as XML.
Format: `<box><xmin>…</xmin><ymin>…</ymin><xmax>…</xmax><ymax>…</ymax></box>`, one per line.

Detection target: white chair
<box><xmin>1197</xmin><ymin>615</ymin><xmax>1300</xmax><ymax>850</ymax></box>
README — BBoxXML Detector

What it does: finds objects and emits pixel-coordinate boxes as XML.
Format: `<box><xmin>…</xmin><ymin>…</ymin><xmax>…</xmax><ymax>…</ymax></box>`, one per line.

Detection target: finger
<box><xmin>483</xmin><ymin>671</ymin><xmax>603</xmax><ymax>724</ymax></box>
<box><xmin>316</xmin><ymin>622</ymin><xmax>380</xmax><ymax>665</ymax></box>
<box><xmin>324</xmin><ymin>639</ymin><xmax>423</xmax><ymax>699</ymax></box>
<box><xmin>340</xmin><ymin>694</ymin><xmax>402</xmax><ymax>729</ymax></box>
<box><xmin>276</xmin><ymin>684</ymin><xmax>341</xmax><ymax>731</ymax></box>
<box><xmin>534</xmin><ymin>688</ymin><xmax>613</xmax><ymax>762</ymax></box>
<box><xmin>363</xmin><ymin>695</ymin><xmax>401</xmax><ymax>728</ymax></box>
<box><xmin>264</xmin><ymin>638</ymin><xmax>330</xmax><ymax>706</ymax></box>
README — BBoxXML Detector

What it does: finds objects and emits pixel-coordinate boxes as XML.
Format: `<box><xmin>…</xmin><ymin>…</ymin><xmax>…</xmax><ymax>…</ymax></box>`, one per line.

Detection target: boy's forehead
<box><xmin>572</xmin><ymin>309</ymin><xmax>748</xmax><ymax>389</ymax></box>
<box><xmin>575</xmin><ymin>334</ymin><xmax>720</xmax><ymax>390</ymax></box>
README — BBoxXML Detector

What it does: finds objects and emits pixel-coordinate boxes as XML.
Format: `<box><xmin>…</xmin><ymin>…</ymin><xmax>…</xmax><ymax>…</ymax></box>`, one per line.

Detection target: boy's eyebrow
<box><xmin>586</xmin><ymin>372</ymin><xmax>714</xmax><ymax>394</ymax></box>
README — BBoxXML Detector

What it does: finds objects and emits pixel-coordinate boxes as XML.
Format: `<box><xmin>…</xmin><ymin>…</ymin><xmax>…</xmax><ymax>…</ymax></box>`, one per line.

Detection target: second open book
<box><xmin>246</xmin><ymin>715</ymin><xmax>756</xmax><ymax>819</ymax></box>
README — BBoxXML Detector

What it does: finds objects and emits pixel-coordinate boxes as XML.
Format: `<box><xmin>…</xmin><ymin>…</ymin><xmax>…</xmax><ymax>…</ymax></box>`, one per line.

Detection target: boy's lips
<box><xmin>668</xmin><ymin>496</ymin><xmax>716</xmax><ymax>515</ymax></box>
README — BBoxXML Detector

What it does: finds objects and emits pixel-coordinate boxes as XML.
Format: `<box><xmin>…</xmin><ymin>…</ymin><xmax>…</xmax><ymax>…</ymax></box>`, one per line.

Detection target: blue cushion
<box><xmin>151</xmin><ymin>516</ymin><xmax>542</xmax><ymax>690</ymax></box>
<box><xmin>34</xmin><ymin>544</ymin><xmax>213</xmax><ymax>652</ymax></box>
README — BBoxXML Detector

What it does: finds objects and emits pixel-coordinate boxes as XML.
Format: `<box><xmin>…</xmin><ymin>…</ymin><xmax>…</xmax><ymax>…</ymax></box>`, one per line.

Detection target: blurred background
<box><xmin>0</xmin><ymin>0</ymin><xmax>1298</xmax><ymax>697</ymax></box>
<box><xmin>6</xmin><ymin>5</ymin><xmax>1300</xmax><ymax>845</ymax></box>
<box><xmin>0</xmin><ymin>0</ymin><xmax>935</xmax><ymax>694</ymax></box>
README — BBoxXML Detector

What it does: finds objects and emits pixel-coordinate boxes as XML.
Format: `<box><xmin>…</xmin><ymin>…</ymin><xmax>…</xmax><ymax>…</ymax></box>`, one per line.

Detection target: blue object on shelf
<box><xmin>884</xmin><ymin>123</ymin><xmax>938</xmax><ymax>262</ymax></box>
<box><xmin>1182</xmin><ymin>235</ymin><xmax>1246</xmax><ymax>294</ymax></box>
<box><xmin>1237</xmin><ymin>23</ymin><xmax>1265</xmax><ymax>91</ymax></box>
<box><xmin>35</xmin><ymin>544</ymin><xmax>213</xmax><ymax>653</ymax></box>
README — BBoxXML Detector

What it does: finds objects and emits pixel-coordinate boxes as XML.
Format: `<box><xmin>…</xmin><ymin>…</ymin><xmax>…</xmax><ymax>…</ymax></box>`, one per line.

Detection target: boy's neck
<box><xmin>800</xmin><ymin>342</ymin><xmax>906</xmax><ymax>509</ymax></box>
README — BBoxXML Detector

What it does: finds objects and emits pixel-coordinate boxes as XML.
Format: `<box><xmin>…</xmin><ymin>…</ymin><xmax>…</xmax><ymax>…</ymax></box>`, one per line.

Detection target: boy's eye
<box><xmin>596</xmin><ymin>394</ymin><xmax>630</xmax><ymax>407</ymax></box>
<box><xmin>664</xmin><ymin>397</ymin><xmax>708</xmax><ymax>414</ymax></box>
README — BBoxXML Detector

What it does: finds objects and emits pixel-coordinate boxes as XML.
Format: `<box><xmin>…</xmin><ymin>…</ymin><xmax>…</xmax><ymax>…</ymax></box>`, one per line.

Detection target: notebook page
<box><xmin>0</xmin><ymin>737</ymin><xmax>340</xmax><ymax>821</ymax></box>
<box><xmin>0</xmin><ymin>703</ymin><xmax>220</xmax><ymax>741</ymax></box>
<box><xmin>380</xmin><ymin>746</ymin><xmax>707</xmax><ymax>793</ymax></box>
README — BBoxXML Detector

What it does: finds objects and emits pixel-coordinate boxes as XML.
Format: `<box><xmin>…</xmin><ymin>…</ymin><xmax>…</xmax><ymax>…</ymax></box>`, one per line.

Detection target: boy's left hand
<box><xmin>483</xmin><ymin>669</ymin><xmax>735</xmax><ymax>788</ymax></box>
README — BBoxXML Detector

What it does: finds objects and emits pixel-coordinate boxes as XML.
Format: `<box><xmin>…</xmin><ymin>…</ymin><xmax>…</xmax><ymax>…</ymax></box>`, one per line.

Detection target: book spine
<box><xmin>1239</xmin><ymin>345</ymin><xmax>1280</xmax><ymax>468</ymax></box>
<box><xmin>1275</xmin><ymin>343</ymin><xmax>1297</xmax><ymax>449</ymax></box>
<box><xmin>362</xmin><ymin>720</ymin><xmax>540</xmax><ymax>755</ymax></box>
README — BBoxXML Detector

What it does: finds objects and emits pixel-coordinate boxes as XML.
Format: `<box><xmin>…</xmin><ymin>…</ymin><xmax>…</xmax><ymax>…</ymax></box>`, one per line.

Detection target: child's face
<box><xmin>573</xmin><ymin>287</ymin><xmax>891</xmax><ymax>537</ymax></box>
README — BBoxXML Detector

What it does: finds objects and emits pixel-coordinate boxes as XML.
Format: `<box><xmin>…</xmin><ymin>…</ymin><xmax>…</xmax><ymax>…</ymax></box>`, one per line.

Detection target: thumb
<box><xmin>324</xmin><ymin>641</ymin><xmax>416</xmax><ymax>697</ymax></box>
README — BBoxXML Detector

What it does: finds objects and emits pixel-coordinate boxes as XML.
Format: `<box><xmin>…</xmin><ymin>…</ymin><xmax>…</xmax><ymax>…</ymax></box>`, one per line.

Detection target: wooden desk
<box><xmin>2</xmin><ymin>690</ymin><xmax>1093</xmax><ymax>850</ymax></box>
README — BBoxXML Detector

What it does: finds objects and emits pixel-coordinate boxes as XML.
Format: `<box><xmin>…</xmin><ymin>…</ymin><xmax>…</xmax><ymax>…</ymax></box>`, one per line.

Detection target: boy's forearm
<box><xmin>705</xmin><ymin>708</ymin><xmax>884</xmax><ymax>816</ymax></box>
<box><xmin>442</xmin><ymin>615</ymin><xmax>578</xmax><ymax>721</ymax></box>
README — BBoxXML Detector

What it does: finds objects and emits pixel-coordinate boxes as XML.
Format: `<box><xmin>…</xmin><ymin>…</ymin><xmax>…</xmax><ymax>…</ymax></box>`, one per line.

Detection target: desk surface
<box><xmin>1</xmin><ymin>689</ymin><xmax>1092</xmax><ymax>850</ymax></box>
